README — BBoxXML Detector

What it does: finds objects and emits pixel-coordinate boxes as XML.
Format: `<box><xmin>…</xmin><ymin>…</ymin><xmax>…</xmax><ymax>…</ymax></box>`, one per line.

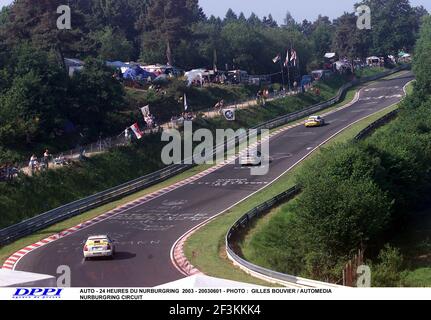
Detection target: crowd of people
<box><xmin>0</xmin><ymin>163</ymin><xmax>19</xmax><ymax>181</ymax></box>
<box><xmin>28</xmin><ymin>149</ymin><xmax>51</xmax><ymax>174</ymax></box>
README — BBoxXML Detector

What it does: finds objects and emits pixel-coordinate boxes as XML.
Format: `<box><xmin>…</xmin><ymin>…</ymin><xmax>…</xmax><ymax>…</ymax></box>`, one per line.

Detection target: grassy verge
<box><xmin>184</xmin><ymin>95</ymin><xmax>401</xmax><ymax>285</ymax></box>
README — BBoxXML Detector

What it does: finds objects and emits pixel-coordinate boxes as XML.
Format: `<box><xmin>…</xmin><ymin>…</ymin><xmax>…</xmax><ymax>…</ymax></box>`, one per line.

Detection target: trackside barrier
<box><xmin>225</xmin><ymin>71</ymin><xmax>408</xmax><ymax>288</ymax></box>
<box><xmin>225</xmin><ymin>187</ymin><xmax>343</xmax><ymax>288</ymax></box>
<box><xmin>0</xmin><ymin>65</ymin><xmax>409</xmax><ymax>246</ymax></box>
<box><xmin>354</xmin><ymin>109</ymin><xmax>399</xmax><ymax>140</ymax></box>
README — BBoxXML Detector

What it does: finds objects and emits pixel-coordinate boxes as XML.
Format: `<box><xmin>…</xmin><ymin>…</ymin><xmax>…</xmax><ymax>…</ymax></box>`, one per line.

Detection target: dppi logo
<box><xmin>13</xmin><ymin>288</ymin><xmax>63</xmax><ymax>299</ymax></box>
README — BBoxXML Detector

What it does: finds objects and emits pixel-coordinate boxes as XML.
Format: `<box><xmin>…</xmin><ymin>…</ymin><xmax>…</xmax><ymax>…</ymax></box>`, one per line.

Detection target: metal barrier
<box><xmin>225</xmin><ymin>187</ymin><xmax>343</xmax><ymax>288</ymax></box>
<box><xmin>225</xmin><ymin>68</ymin><xmax>408</xmax><ymax>287</ymax></box>
<box><xmin>354</xmin><ymin>109</ymin><xmax>399</xmax><ymax>140</ymax></box>
<box><xmin>0</xmin><ymin>66</ymin><xmax>408</xmax><ymax>246</ymax></box>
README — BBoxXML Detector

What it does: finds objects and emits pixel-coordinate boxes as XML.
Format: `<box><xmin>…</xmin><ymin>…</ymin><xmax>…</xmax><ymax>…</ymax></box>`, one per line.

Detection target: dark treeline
<box><xmin>0</xmin><ymin>0</ymin><xmax>427</xmax><ymax>73</ymax></box>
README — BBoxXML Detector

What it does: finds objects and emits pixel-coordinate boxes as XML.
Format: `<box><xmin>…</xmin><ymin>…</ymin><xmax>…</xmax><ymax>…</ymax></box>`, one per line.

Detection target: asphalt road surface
<box><xmin>15</xmin><ymin>72</ymin><xmax>414</xmax><ymax>287</ymax></box>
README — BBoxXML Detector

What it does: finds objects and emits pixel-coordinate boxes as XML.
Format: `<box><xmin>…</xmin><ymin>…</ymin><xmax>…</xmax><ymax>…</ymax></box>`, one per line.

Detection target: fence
<box><xmin>225</xmin><ymin>67</ymin><xmax>407</xmax><ymax>288</ymax></box>
<box><xmin>0</xmin><ymin>65</ymin><xmax>408</xmax><ymax>246</ymax></box>
<box><xmin>342</xmin><ymin>250</ymin><xmax>365</xmax><ymax>287</ymax></box>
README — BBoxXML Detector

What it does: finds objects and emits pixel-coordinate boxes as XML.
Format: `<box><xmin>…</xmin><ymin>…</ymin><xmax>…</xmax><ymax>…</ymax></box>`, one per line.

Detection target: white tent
<box><xmin>324</xmin><ymin>53</ymin><xmax>337</xmax><ymax>59</ymax></box>
<box><xmin>184</xmin><ymin>69</ymin><xmax>207</xmax><ymax>86</ymax></box>
<box><xmin>156</xmin><ymin>274</ymin><xmax>265</xmax><ymax>288</ymax></box>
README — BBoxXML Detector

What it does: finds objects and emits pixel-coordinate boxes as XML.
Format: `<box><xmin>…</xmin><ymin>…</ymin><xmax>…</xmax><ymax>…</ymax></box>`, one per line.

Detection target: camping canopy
<box><xmin>324</xmin><ymin>53</ymin><xmax>337</xmax><ymax>59</ymax></box>
<box><xmin>184</xmin><ymin>69</ymin><xmax>206</xmax><ymax>86</ymax></box>
<box><xmin>106</xmin><ymin>61</ymin><xmax>130</xmax><ymax>69</ymax></box>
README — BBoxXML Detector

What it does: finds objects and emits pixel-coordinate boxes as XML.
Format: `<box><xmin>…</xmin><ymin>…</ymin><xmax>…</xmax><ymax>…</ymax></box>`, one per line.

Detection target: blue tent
<box><xmin>123</xmin><ymin>66</ymin><xmax>156</xmax><ymax>81</ymax></box>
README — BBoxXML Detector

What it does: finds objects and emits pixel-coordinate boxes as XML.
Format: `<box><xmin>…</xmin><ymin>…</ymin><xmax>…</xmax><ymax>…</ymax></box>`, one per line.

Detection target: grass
<box><xmin>405</xmin><ymin>81</ymin><xmax>415</xmax><ymax>95</ymax></box>
<box><xmin>402</xmin><ymin>269</ymin><xmax>431</xmax><ymax>287</ymax></box>
<box><xmin>184</xmin><ymin>86</ymin><xmax>403</xmax><ymax>285</ymax></box>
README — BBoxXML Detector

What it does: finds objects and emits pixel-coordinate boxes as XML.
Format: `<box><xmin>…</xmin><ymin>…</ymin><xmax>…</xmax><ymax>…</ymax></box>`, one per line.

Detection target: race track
<box><xmin>14</xmin><ymin>72</ymin><xmax>414</xmax><ymax>287</ymax></box>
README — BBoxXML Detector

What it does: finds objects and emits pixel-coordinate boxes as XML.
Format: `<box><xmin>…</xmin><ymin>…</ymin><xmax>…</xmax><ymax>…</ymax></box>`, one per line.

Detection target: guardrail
<box><xmin>225</xmin><ymin>69</ymin><xmax>409</xmax><ymax>288</ymax></box>
<box><xmin>225</xmin><ymin>187</ymin><xmax>344</xmax><ymax>288</ymax></box>
<box><xmin>354</xmin><ymin>109</ymin><xmax>399</xmax><ymax>140</ymax></box>
<box><xmin>0</xmin><ymin>65</ymin><xmax>409</xmax><ymax>246</ymax></box>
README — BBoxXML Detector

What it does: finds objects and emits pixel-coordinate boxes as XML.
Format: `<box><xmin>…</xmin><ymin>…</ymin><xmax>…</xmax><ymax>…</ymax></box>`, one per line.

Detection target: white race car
<box><xmin>83</xmin><ymin>235</ymin><xmax>115</xmax><ymax>260</ymax></box>
<box><xmin>240</xmin><ymin>150</ymin><xmax>271</xmax><ymax>166</ymax></box>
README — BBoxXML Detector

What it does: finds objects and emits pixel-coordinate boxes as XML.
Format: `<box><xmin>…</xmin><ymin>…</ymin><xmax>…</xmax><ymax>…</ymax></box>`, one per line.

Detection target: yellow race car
<box><xmin>305</xmin><ymin>115</ymin><xmax>326</xmax><ymax>127</ymax></box>
<box><xmin>83</xmin><ymin>235</ymin><xmax>115</xmax><ymax>260</ymax></box>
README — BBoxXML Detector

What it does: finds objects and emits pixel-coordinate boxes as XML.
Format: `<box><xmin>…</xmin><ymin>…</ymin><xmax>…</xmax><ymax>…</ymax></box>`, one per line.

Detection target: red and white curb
<box><xmin>1</xmin><ymin>160</ymin><xmax>231</xmax><ymax>271</ymax></box>
<box><xmin>2</xmin><ymin>86</ymin><xmax>364</xmax><ymax>272</ymax></box>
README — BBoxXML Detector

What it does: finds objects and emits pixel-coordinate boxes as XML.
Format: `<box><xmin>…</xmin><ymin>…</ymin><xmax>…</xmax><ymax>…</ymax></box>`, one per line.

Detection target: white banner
<box><xmin>0</xmin><ymin>287</ymin><xmax>430</xmax><ymax>301</ymax></box>
<box><xmin>141</xmin><ymin>105</ymin><xmax>150</xmax><ymax>118</ymax></box>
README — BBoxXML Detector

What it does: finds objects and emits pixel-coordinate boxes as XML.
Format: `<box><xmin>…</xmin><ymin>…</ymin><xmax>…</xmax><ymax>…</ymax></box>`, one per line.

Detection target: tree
<box><xmin>371</xmin><ymin>245</ymin><xmax>404</xmax><ymax>287</ymax></box>
<box><xmin>300</xmin><ymin>19</ymin><xmax>313</xmax><ymax>36</ymax></box>
<box><xmin>0</xmin><ymin>46</ymin><xmax>69</xmax><ymax>145</ymax></box>
<box><xmin>69</xmin><ymin>58</ymin><xmax>125</xmax><ymax>135</ymax></box>
<box><xmin>332</xmin><ymin>13</ymin><xmax>370</xmax><ymax>66</ymax></box>
<box><xmin>224</xmin><ymin>8</ymin><xmax>238</xmax><ymax>23</ymax></box>
<box><xmin>413</xmin><ymin>16</ymin><xmax>431</xmax><ymax>97</ymax></box>
<box><xmin>247</xmin><ymin>13</ymin><xmax>262</xmax><ymax>27</ymax></box>
<box><xmin>139</xmin><ymin>0</ymin><xmax>202</xmax><ymax>66</ymax></box>
<box><xmin>282</xmin><ymin>11</ymin><xmax>297</xmax><ymax>30</ymax></box>
<box><xmin>263</xmin><ymin>14</ymin><xmax>278</xmax><ymax>28</ymax></box>
<box><xmin>295</xmin><ymin>144</ymin><xmax>392</xmax><ymax>260</ymax></box>
<box><xmin>359</xmin><ymin>0</ymin><xmax>422</xmax><ymax>55</ymax></box>
<box><xmin>91</xmin><ymin>27</ymin><xmax>134</xmax><ymax>61</ymax></box>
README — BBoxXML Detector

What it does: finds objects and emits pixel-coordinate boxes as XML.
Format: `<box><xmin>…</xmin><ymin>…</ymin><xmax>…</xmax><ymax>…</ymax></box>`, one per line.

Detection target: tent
<box><xmin>366</xmin><ymin>56</ymin><xmax>381</xmax><ymax>65</ymax></box>
<box><xmin>324</xmin><ymin>52</ymin><xmax>337</xmax><ymax>59</ymax></box>
<box><xmin>153</xmin><ymin>74</ymin><xmax>169</xmax><ymax>84</ymax></box>
<box><xmin>185</xmin><ymin>69</ymin><xmax>206</xmax><ymax>86</ymax></box>
<box><xmin>123</xmin><ymin>66</ymin><xmax>156</xmax><ymax>81</ymax></box>
<box><xmin>106</xmin><ymin>61</ymin><xmax>130</xmax><ymax>69</ymax></box>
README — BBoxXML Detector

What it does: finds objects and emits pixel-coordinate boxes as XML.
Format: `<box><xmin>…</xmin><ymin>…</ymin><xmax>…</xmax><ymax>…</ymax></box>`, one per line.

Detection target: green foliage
<box><xmin>413</xmin><ymin>15</ymin><xmax>431</xmax><ymax>98</ymax></box>
<box><xmin>371</xmin><ymin>244</ymin><xmax>404</xmax><ymax>287</ymax></box>
<box><xmin>401</xmin><ymin>268</ymin><xmax>431</xmax><ymax>287</ymax></box>
<box><xmin>0</xmin><ymin>135</ymin><xmax>165</xmax><ymax>229</ymax></box>
<box><xmin>0</xmin><ymin>45</ymin><xmax>127</xmax><ymax>157</ymax></box>
<box><xmin>245</xmin><ymin>16</ymin><xmax>431</xmax><ymax>281</ymax></box>
<box><xmin>91</xmin><ymin>27</ymin><xmax>135</xmax><ymax>61</ymax></box>
<box><xmin>360</xmin><ymin>0</ymin><xmax>426</xmax><ymax>55</ymax></box>
<box><xmin>69</xmin><ymin>58</ymin><xmax>126</xmax><ymax>136</ymax></box>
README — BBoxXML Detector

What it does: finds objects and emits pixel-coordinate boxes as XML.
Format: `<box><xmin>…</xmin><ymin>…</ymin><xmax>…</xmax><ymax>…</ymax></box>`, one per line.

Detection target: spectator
<box><xmin>79</xmin><ymin>146</ymin><xmax>87</xmax><ymax>161</ymax></box>
<box><xmin>43</xmin><ymin>149</ymin><xmax>50</xmax><ymax>169</ymax></box>
<box><xmin>29</xmin><ymin>154</ymin><xmax>37</xmax><ymax>174</ymax></box>
<box><xmin>125</xmin><ymin>128</ymin><xmax>131</xmax><ymax>143</ymax></box>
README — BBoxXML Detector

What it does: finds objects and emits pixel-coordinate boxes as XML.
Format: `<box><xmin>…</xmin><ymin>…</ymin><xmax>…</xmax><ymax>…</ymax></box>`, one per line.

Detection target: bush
<box><xmin>371</xmin><ymin>245</ymin><xmax>404</xmax><ymax>287</ymax></box>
